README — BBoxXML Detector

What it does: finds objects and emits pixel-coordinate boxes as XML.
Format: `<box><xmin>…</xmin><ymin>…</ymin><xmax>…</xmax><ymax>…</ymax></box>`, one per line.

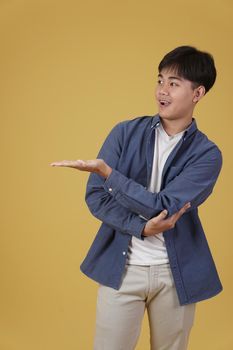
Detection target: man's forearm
<box><xmin>96</xmin><ymin>149</ymin><xmax>222</xmax><ymax>219</ymax></box>
<box><xmin>85</xmin><ymin>172</ymin><xmax>147</xmax><ymax>240</ymax></box>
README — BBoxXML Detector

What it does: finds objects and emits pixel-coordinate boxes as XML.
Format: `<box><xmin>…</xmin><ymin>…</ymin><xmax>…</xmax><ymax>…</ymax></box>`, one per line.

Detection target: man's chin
<box><xmin>158</xmin><ymin>112</ymin><xmax>176</xmax><ymax>120</ymax></box>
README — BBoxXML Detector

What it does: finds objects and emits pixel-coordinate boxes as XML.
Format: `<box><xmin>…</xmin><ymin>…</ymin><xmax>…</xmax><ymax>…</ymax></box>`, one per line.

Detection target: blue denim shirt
<box><xmin>80</xmin><ymin>114</ymin><xmax>223</xmax><ymax>305</ymax></box>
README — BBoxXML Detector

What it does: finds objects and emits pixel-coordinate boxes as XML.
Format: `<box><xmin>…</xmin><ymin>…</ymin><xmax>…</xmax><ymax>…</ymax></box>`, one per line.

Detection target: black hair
<box><xmin>158</xmin><ymin>46</ymin><xmax>216</xmax><ymax>93</ymax></box>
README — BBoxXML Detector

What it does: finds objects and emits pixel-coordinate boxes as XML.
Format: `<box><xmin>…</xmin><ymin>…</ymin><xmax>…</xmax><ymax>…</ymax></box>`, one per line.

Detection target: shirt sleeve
<box><xmin>85</xmin><ymin>122</ymin><xmax>147</xmax><ymax>240</ymax></box>
<box><xmin>103</xmin><ymin>147</ymin><xmax>223</xmax><ymax>219</ymax></box>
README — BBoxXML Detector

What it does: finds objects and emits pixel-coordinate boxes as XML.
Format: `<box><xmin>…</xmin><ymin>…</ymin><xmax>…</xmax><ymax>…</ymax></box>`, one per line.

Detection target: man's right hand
<box><xmin>142</xmin><ymin>202</ymin><xmax>191</xmax><ymax>237</ymax></box>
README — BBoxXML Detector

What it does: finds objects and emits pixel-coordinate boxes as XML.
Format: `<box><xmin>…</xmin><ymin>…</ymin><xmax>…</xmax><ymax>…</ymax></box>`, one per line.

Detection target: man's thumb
<box><xmin>161</xmin><ymin>209</ymin><xmax>168</xmax><ymax>217</ymax></box>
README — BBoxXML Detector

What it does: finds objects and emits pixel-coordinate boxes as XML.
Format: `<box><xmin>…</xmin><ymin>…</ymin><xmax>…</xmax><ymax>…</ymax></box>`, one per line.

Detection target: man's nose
<box><xmin>160</xmin><ymin>84</ymin><xmax>169</xmax><ymax>95</ymax></box>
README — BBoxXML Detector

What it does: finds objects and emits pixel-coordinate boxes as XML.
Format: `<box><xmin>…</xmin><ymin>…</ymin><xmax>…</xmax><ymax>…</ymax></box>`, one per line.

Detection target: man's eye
<box><xmin>170</xmin><ymin>82</ymin><xmax>178</xmax><ymax>87</ymax></box>
<box><xmin>157</xmin><ymin>80</ymin><xmax>163</xmax><ymax>84</ymax></box>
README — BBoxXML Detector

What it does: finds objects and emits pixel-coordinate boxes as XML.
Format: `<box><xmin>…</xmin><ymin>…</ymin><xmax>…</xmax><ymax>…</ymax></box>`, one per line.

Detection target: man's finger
<box><xmin>159</xmin><ymin>209</ymin><xmax>168</xmax><ymax>218</ymax></box>
<box><xmin>179</xmin><ymin>202</ymin><xmax>191</xmax><ymax>215</ymax></box>
<box><xmin>153</xmin><ymin>209</ymin><xmax>168</xmax><ymax>222</ymax></box>
<box><xmin>50</xmin><ymin>160</ymin><xmax>75</xmax><ymax>166</ymax></box>
<box><xmin>169</xmin><ymin>202</ymin><xmax>191</xmax><ymax>223</ymax></box>
<box><xmin>50</xmin><ymin>159</ymin><xmax>88</xmax><ymax>168</ymax></box>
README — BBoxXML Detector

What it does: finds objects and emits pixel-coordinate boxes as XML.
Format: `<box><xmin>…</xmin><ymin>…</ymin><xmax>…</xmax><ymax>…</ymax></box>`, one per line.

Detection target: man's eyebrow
<box><xmin>158</xmin><ymin>73</ymin><xmax>183</xmax><ymax>81</ymax></box>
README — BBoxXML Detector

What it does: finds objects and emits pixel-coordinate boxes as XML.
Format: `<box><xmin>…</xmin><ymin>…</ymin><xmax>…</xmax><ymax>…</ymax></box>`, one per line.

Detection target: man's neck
<box><xmin>160</xmin><ymin>117</ymin><xmax>193</xmax><ymax>136</ymax></box>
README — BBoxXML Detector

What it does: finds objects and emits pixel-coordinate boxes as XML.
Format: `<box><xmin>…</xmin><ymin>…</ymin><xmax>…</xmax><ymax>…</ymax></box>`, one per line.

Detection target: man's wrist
<box><xmin>97</xmin><ymin>161</ymin><xmax>112</xmax><ymax>178</ymax></box>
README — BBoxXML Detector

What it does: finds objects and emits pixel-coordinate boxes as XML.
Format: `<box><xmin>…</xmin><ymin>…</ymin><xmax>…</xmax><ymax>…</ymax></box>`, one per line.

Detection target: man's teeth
<box><xmin>160</xmin><ymin>101</ymin><xmax>170</xmax><ymax>106</ymax></box>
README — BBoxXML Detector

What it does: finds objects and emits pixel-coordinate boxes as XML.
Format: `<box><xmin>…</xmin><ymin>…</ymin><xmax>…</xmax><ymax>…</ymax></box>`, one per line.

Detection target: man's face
<box><xmin>155</xmin><ymin>68</ymin><xmax>198</xmax><ymax>121</ymax></box>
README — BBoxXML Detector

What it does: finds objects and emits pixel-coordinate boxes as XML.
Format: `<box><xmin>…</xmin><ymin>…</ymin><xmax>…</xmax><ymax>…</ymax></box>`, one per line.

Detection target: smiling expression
<box><xmin>155</xmin><ymin>68</ymin><xmax>202</xmax><ymax>122</ymax></box>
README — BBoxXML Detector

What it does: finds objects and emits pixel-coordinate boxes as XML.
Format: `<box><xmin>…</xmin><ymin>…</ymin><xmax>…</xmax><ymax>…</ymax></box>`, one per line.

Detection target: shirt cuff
<box><xmin>103</xmin><ymin>168</ymin><xmax>123</xmax><ymax>197</ymax></box>
<box><xmin>104</xmin><ymin>169</ymin><xmax>147</xmax><ymax>240</ymax></box>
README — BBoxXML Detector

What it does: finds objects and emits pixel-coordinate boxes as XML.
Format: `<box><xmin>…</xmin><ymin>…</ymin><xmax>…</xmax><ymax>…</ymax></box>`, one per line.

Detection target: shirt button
<box><xmin>122</xmin><ymin>251</ymin><xmax>126</xmax><ymax>255</ymax></box>
<box><xmin>109</xmin><ymin>188</ymin><xmax>113</xmax><ymax>192</ymax></box>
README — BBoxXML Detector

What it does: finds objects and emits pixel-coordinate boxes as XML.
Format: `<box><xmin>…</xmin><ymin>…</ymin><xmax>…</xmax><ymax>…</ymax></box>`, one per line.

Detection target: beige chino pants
<box><xmin>94</xmin><ymin>263</ymin><xmax>196</xmax><ymax>350</ymax></box>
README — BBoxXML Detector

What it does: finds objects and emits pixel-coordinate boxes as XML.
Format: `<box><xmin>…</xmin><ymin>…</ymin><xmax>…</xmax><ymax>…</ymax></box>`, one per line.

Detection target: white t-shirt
<box><xmin>127</xmin><ymin>122</ymin><xmax>185</xmax><ymax>265</ymax></box>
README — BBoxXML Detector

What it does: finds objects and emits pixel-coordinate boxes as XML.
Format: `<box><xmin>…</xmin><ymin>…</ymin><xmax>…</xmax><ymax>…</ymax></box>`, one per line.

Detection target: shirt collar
<box><xmin>151</xmin><ymin>113</ymin><xmax>197</xmax><ymax>138</ymax></box>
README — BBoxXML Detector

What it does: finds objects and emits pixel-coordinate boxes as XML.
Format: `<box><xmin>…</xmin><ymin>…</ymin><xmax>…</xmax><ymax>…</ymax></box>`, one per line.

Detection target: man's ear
<box><xmin>193</xmin><ymin>86</ymin><xmax>206</xmax><ymax>103</ymax></box>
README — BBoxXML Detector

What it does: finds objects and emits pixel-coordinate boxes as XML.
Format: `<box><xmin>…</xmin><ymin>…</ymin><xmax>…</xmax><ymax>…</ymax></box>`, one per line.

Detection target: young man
<box><xmin>51</xmin><ymin>46</ymin><xmax>223</xmax><ymax>350</ymax></box>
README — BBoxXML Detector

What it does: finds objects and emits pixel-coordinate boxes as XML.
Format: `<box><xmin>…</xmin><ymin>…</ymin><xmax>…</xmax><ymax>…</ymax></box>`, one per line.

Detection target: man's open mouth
<box><xmin>159</xmin><ymin>100</ymin><xmax>171</xmax><ymax>106</ymax></box>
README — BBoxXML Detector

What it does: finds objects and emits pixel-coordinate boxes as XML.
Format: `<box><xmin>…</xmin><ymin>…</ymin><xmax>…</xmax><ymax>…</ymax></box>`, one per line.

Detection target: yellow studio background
<box><xmin>0</xmin><ymin>0</ymin><xmax>232</xmax><ymax>349</ymax></box>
